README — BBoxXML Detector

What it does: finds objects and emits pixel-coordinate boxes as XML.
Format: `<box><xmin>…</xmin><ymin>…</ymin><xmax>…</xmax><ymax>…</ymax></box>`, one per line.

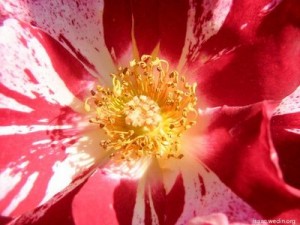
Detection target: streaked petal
<box><xmin>0</xmin><ymin>18</ymin><xmax>95</xmax><ymax>216</ymax></box>
<box><xmin>177</xmin><ymin>0</ymin><xmax>233</xmax><ymax>70</ymax></box>
<box><xmin>165</xmin><ymin>158</ymin><xmax>260</xmax><ymax>224</ymax></box>
<box><xmin>197</xmin><ymin>0</ymin><xmax>281</xmax><ymax>60</ymax></box>
<box><xmin>193</xmin><ymin>0</ymin><xmax>300</xmax><ymax>107</ymax></box>
<box><xmin>1</xmin><ymin>0</ymin><xmax>116</xmax><ymax>81</ymax></box>
<box><xmin>104</xmin><ymin>158</ymin><xmax>260</xmax><ymax>224</ymax></box>
<box><xmin>193</xmin><ymin>101</ymin><xmax>300</xmax><ymax>219</ymax></box>
<box><xmin>8</xmin><ymin>168</ymin><xmax>95</xmax><ymax>225</ymax></box>
<box><xmin>102</xmin><ymin>0</ymin><xmax>231</xmax><ymax>66</ymax></box>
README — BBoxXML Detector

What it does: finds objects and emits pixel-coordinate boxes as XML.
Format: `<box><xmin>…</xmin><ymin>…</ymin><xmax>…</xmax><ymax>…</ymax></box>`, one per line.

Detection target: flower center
<box><xmin>85</xmin><ymin>55</ymin><xmax>197</xmax><ymax>162</ymax></box>
<box><xmin>124</xmin><ymin>95</ymin><xmax>162</xmax><ymax>129</ymax></box>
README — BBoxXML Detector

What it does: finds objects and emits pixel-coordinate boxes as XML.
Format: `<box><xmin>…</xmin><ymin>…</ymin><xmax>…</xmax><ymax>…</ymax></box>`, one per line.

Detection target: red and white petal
<box><xmin>192</xmin><ymin>0</ymin><xmax>300</xmax><ymax>107</ymax></box>
<box><xmin>0</xmin><ymin>18</ymin><xmax>96</xmax><ymax>217</ymax></box>
<box><xmin>273</xmin><ymin>86</ymin><xmax>300</xmax><ymax>116</ymax></box>
<box><xmin>176</xmin><ymin>0</ymin><xmax>233</xmax><ymax>70</ymax></box>
<box><xmin>193</xmin><ymin>102</ymin><xmax>300</xmax><ymax>219</ymax></box>
<box><xmin>163</xmin><ymin>157</ymin><xmax>261</xmax><ymax>225</ymax></box>
<box><xmin>1</xmin><ymin>0</ymin><xmax>116</xmax><ymax>81</ymax></box>
<box><xmin>103</xmin><ymin>0</ymin><xmax>161</xmax><ymax>63</ymax></box>
<box><xmin>196</xmin><ymin>0</ymin><xmax>282</xmax><ymax>61</ymax></box>
<box><xmin>8</xmin><ymin>168</ymin><xmax>95</xmax><ymax>225</ymax></box>
<box><xmin>102</xmin><ymin>0</ymin><xmax>232</xmax><ymax>67</ymax></box>
<box><xmin>93</xmin><ymin>158</ymin><xmax>260</xmax><ymax>225</ymax></box>
<box><xmin>110</xmin><ymin>162</ymin><xmax>165</xmax><ymax>225</ymax></box>
<box><xmin>42</xmin><ymin>127</ymin><xmax>111</xmax><ymax>203</ymax></box>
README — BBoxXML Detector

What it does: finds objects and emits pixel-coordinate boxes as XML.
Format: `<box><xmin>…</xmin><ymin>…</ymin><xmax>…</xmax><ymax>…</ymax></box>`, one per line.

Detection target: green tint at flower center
<box><xmin>85</xmin><ymin>55</ymin><xmax>198</xmax><ymax>162</ymax></box>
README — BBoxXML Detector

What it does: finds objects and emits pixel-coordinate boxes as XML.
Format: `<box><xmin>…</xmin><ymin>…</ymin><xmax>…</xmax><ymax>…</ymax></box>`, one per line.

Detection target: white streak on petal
<box><xmin>273</xmin><ymin>86</ymin><xmax>300</xmax><ymax>115</ymax></box>
<box><xmin>240</xmin><ymin>23</ymin><xmax>248</xmax><ymax>30</ymax></box>
<box><xmin>0</xmin><ymin>19</ymin><xmax>81</xmax><ymax>108</ymax></box>
<box><xmin>103</xmin><ymin>157</ymin><xmax>152</xmax><ymax>180</ymax></box>
<box><xmin>132</xmin><ymin>179</ymin><xmax>146</xmax><ymax>225</ymax></box>
<box><xmin>177</xmin><ymin>0</ymin><xmax>233</xmax><ymax>70</ymax></box>
<box><xmin>175</xmin><ymin>166</ymin><xmax>202</xmax><ymax>225</ymax></box>
<box><xmin>39</xmin><ymin>160</ymin><xmax>76</xmax><ymax>205</ymax></box>
<box><xmin>201</xmin><ymin>0</ymin><xmax>233</xmax><ymax>42</ymax></box>
<box><xmin>285</xmin><ymin>128</ymin><xmax>300</xmax><ymax>135</ymax></box>
<box><xmin>148</xmin><ymin>189</ymin><xmax>159</xmax><ymax>225</ymax></box>
<box><xmin>0</xmin><ymin>93</ymin><xmax>33</xmax><ymax>113</ymax></box>
<box><xmin>17</xmin><ymin>161</ymin><xmax>29</xmax><ymax>169</ymax></box>
<box><xmin>260</xmin><ymin>0</ymin><xmax>283</xmax><ymax>16</ymax></box>
<box><xmin>32</xmin><ymin>139</ymin><xmax>52</xmax><ymax>146</ymax></box>
<box><xmin>2</xmin><ymin>172</ymin><xmax>39</xmax><ymax>216</ymax></box>
<box><xmin>37</xmin><ymin>118</ymin><xmax>49</xmax><ymax>123</ymax></box>
<box><xmin>209</xmin><ymin>45</ymin><xmax>238</xmax><ymax>62</ymax></box>
<box><xmin>0</xmin><ymin>169</ymin><xmax>22</xmax><ymax>201</ymax></box>
<box><xmin>0</xmin><ymin>125</ymin><xmax>73</xmax><ymax>135</ymax></box>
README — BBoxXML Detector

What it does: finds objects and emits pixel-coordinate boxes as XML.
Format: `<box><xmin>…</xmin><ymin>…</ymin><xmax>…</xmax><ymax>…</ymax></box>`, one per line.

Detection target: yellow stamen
<box><xmin>85</xmin><ymin>55</ymin><xmax>198</xmax><ymax>162</ymax></box>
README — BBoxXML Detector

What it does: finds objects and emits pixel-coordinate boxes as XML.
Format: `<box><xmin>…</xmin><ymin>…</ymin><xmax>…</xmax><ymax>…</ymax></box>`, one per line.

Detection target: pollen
<box><xmin>85</xmin><ymin>55</ymin><xmax>198</xmax><ymax>162</ymax></box>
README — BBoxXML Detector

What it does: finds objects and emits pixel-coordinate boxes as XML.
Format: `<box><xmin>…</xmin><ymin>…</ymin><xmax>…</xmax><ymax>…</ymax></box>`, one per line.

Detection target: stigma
<box><xmin>85</xmin><ymin>55</ymin><xmax>197</xmax><ymax>162</ymax></box>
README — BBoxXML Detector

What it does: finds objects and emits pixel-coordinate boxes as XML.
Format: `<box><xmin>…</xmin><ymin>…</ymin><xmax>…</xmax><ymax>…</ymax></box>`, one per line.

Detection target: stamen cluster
<box><xmin>123</xmin><ymin>95</ymin><xmax>162</xmax><ymax>128</ymax></box>
<box><xmin>85</xmin><ymin>55</ymin><xmax>197</xmax><ymax>162</ymax></box>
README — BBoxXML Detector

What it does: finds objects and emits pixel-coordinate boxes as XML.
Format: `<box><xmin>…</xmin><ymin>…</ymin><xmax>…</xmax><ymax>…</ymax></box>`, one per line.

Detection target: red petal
<box><xmin>103</xmin><ymin>0</ymin><xmax>132</xmax><ymax>62</ymax></box>
<box><xmin>193</xmin><ymin>0</ymin><xmax>300</xmax><ymax>107</ymax></box>
<box><xmin>113</xmin><ymin>179</ymin><xmax>138</xmax><ymax>225</ymax></box>
<box><xmin>271</xmin><ymin>114</ymin><xmax>300</xmax><ymax>189</ymax></box>
<box><xmin>103</xmin><ymin>0</ymin><xmax>188</xmax><ymax>62</ymax></box>
<box><xmin>131</xmin><ymin>0</ymin><xmax>160</xmax><ymax>56</ymax></box>
<box><xmin>72</xmin><ymin>170</ymin><xmax>119</xmax><ymax>225</ymax></box>
<box><xmin>159</xmin><ymin>0</ymin><xmax>189</xmax><ymax>64</ymax></box>
<box><xmin>143</xmin><ymin>164</ymin><xmax>166</xmax><ymax>225</ymax></box>
<box><xmin>0</xmin><ymin>216</ymin><xmax>12</xmax><ymax>225</ymax></box>
<box><xmin>164</xmin><ymin>174</ymin><xmax>185</xmax><ymax>225</ymax></box>
<box><xmin>194</xmin><ymin>102</ymin><xmax>300</xmax><ymax>219</ymax></box>
<box><xmin>271</xmin><ymin>87</ymin><xmax>300</xmax><ymax>190</ymax></box>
